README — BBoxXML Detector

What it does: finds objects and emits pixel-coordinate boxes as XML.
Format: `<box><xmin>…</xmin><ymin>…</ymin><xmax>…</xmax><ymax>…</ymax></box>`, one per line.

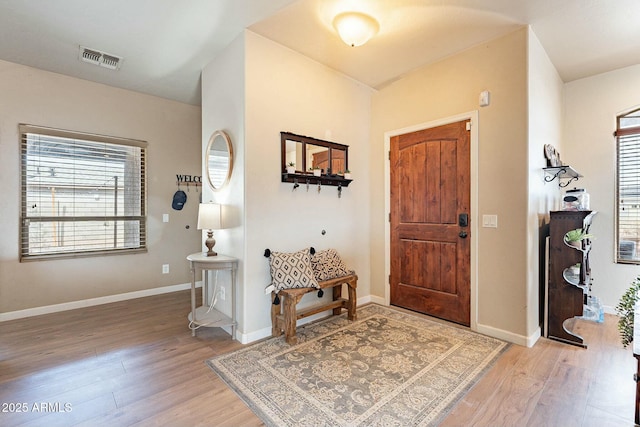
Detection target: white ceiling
<box><xmin>1</xmin><ymin>0</ymin><xmax>639</xmax><ymax>106</ymax></box>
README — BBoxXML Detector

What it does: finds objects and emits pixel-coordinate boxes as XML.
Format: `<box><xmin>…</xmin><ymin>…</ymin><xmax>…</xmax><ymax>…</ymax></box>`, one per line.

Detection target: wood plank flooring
<box><xmin>0</xmin><ymin>290</ymin><xmax>636</xmax><ymax>426</ymax></box>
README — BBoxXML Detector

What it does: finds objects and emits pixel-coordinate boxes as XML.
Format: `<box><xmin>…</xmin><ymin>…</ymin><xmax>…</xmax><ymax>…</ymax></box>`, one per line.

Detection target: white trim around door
<box><xmin>384</xmin><ymin>111</ymin><xmax>480</xmax><ymax>331</ymax></box>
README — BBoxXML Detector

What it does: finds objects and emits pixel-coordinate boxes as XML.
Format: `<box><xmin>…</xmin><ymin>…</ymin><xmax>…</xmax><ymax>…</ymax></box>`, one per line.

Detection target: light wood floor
<box><xmin>0</xmin><ymin>290</ymin><xmax>636</xmax><ymax>426</ymax></box>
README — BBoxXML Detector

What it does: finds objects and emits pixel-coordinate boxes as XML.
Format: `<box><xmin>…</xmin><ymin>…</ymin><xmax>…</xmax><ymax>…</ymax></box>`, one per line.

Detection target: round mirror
<box><xmin>206</xmin><ymin>130</ymin><xmax>233</xmax><ymax>191</ymax></box>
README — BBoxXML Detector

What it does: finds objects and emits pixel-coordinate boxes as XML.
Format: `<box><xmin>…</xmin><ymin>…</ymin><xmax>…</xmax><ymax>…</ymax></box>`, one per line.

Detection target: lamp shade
<box><xmin>333</xmin><ymin>11</ymin><xmax>379</xmax><ymax>47</ymax></box>
<box><xmin>197</xmin><ymin>203</ymin><xmax>222</xmax><ymax>230</ymax></box>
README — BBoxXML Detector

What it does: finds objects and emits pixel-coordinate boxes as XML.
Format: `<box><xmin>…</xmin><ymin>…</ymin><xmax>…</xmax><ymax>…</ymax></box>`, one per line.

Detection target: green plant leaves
<box><xmin>564</xmin><ymin>228</ymin><xmax>594</xmax><ymax>242</ymax></box>
<box><xmin>616</xmin><ymin>275</ymin><xmax>640</xmax><ymax>348</ymax></box>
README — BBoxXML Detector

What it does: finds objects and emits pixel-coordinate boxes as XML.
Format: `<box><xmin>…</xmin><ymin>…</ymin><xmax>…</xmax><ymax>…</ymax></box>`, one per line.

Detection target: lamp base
<box><xmin>204</xmin><ymin>230</ymin><xmax>218</xmax><ymax>257</ymax></box>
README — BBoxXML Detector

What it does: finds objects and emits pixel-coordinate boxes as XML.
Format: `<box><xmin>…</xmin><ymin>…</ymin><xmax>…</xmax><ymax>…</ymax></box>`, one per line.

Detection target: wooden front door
<box><xmin>390</xmin><ymin>120</ymin><xmax>471</xmax><ymax>326</ymax></box>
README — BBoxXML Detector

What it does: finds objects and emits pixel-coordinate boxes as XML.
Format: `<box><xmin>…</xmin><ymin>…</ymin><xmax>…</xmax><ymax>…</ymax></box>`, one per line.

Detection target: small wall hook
<box><xmin>317</xmin><ymin>181</ymin><xmax>321</xmax><ymax>193</ymax></box>
<box><xmin>292</xmin><ymin>178</ymin><xmax>299</xmax><ymax>191</ymax></box>
<box><xmin>337</xmin><ymin>184</ymin><xmax>342</xmax><ymax>198</ymax></box>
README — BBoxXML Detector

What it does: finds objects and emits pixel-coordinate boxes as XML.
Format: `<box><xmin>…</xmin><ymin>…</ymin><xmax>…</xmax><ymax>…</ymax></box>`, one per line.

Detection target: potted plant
<box><xmin>286</xmin><ymin>162</ymin><xmax>296</xmax><ymax>174</ymax></box>
<box><xmin>616</xmin><ymin>275</ymin><xmax>640</xmax><ymax>348</ymax></box>
<box><xmin>312</xmin><ymin>166</ymin><xmax>321</xmax><ymax>177</ymax></box>
<box><xmin>564</xmin><ymin>228</ymin><xmax>594</xmax><ymax>248</ymax></box>
<box><xmin>343</xmin><ymin>169</ymin><xmax>352</xmax><ymax>180</ymax></box>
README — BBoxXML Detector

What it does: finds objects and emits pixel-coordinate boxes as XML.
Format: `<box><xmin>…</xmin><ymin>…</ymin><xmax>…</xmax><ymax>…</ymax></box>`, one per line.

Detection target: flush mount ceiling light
<box><xmin>332</xmin><ymin>11</ymin><xmax>379</xmax><ymax>47</ymax></box>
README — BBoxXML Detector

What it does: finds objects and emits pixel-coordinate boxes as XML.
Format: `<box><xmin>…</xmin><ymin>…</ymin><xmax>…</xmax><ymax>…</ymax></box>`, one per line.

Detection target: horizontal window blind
<box><xmin>616</xmin><ymin>125</ymin><xmax>640</xmax><ymax>264</ymax></box>
<box><xmin>19</xmin><ymin>124</ymin><xmax>147</xmax><ymax>261</ymax></box>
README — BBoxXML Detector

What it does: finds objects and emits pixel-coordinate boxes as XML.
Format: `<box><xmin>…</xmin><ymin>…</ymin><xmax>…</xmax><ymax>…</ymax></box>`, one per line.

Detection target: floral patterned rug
<box><xmin>206</xmin><ymin>304</ymin><xmax>509</xmax><ymax>427</ymax></box>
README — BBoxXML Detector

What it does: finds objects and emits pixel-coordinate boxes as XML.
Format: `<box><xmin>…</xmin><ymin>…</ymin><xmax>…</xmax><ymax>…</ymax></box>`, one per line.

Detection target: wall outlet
<box><xmin>162</xmin><ymin>264</ymin><xmax>169</xmax><ymax>274</ymax></box>
<box><xmin>219</xmin><ymin>286</ymin><xmax>225</xmax><ymax>301</ymax></box>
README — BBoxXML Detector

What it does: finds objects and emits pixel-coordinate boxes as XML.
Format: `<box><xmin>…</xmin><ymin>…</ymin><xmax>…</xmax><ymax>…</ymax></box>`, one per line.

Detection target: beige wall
<box><xmin>370</xmin><ymin>28</ymin><xmax>532</xmax><ymax>342</ymax></box>
<box><xmin>0</xmin><ymin>60</ymin><xmax>202</xmax><ymax>315</ymax></box>
<box><xmin>201</xmin><ymin>31</ymin><xmax>373</xmax><ymax>342</ymax></box>
<box><xmin>200</xmin><ymin>33</ymin><xmax>246</xmax><ymax>330</ymax></box>
<box><xmin>243</xmin><ymin>31</ymin><xmax>373</xmax><ymax>338</ymax></box>
<box><xmin>527</xmin><ymin>28</ymin><xmax>564</xmax><ymax>337</ymax></box>
<box><xmin>564</xmin><ymin>63</ymin><xmax>640</xmax><ymax>312</ymax></box>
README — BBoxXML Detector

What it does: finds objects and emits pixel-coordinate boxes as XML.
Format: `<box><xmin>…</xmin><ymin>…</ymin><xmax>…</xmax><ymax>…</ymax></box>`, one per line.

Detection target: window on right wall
<box><xmin>615</xmin><ymin>108</ymin><xmax>640</xmax><ymax>264</ymax></box>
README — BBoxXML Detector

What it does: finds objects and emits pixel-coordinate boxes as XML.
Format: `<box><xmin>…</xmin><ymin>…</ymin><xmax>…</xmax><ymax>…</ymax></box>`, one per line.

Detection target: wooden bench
<box><xmin>271</xmin><ymin>273</ymin><xmax>357</xmax><ymax>345</ymax></box>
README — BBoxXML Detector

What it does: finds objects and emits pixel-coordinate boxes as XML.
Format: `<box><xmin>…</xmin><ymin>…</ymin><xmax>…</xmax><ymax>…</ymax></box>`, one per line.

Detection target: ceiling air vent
<box><xmin>79</xmin><ymin>46</ymin><xmax>122</xmax><ymax>70</ymax></box>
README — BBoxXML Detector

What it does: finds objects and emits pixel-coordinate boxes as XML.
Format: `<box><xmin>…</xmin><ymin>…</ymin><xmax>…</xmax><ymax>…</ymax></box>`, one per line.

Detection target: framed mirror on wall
<box><xmin>280</xmin><ymin>132</ymin><xmax>352</xmax><ymax>187</ymax></box>
<box><xmin>206</xmin><ymin>130</ymin><xmax>233</xmax><ymax>191</ymax></box>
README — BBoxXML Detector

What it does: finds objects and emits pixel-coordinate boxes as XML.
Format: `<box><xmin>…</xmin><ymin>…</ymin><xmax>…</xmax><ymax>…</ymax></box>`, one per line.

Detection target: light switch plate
<box><xmin>163</xmin><ymin>214</ymin><xmax>169</xmax><ymax>223</ymax></box>
<box><xmin>479</xmin><ymin>90</ymin><xmax>490</xmax><ymax>107</ymax></box>
<box><xmin>482</xmin><ymin>214</ymin><xmax>498</xmax><ymax>228</ymax></box>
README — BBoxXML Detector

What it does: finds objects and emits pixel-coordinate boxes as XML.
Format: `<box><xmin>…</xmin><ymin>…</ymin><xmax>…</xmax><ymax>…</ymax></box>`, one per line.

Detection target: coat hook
<box><xmin>293</xmin><ymin>178</ymin><xmax>299</xmax><ymax>191</ymax></box>
<box><xmin>337</xmin><ymin>184</ymin><xmax>342</xmax><ymax>198</ymax></box>
<box><xmin>317</xmin><ymin>181</ymin><xmax>321</xmax><ymax>193</ymax></box>
<box><xmin>306</xmin><ymin>179</ymin><xmax>310</xmax><ymax>192</ymax></box>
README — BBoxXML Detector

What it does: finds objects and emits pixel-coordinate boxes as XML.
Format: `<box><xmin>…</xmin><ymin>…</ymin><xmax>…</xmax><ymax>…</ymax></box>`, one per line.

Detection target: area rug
<box><xmin>206</xmin><ymin>304</ymin><xmax>509</xmax><ymax>426</ymax></box>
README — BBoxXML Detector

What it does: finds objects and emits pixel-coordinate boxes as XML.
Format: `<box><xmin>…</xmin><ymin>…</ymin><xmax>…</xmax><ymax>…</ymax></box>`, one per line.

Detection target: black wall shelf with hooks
<box><xmin>543</xmin><ymin>166</ymin><xmax>582</xmax><ymax>187</ymax></box>
<box><xmin>282</xmin><ymin>172</ymin><xmax>353</xmax><ymax>187</ymax></box>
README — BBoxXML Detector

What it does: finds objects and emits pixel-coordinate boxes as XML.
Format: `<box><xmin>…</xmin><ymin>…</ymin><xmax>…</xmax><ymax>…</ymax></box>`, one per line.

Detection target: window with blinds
<box><xmin>19</xmin><ymin>124</ymin><xmax>147</xmax><ymax>261</ymax></box>
<box><xmin>616</xmin><ymin>109</ymin><xmax>640</xmax><ymax>264</ymax></box>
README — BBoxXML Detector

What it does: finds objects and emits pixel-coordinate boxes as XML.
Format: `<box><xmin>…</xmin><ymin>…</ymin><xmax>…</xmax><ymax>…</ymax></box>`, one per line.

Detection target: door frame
<box><xmin>384</xmin><ymin>111</ymin><xmax>479</xmax><ymax>331</ymax></box>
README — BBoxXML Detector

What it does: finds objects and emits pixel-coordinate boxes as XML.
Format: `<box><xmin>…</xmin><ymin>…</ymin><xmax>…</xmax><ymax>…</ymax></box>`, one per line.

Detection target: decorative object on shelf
<box><xmin>332</xmin><ymin>11</ymin><xmax>379</xmax><ymax>47</ymax></box>
<box><xmin>564</xmin><ymin>228</ymin><xmax>594</xmax><ymax>249</ymax></box>
<box><xmin>569</xmin><ymin>263</ymin><xmax>580</xmax><ymax>276</ymax></box>
<box><xmin>562</xmin><ymin>187</ymin><xmax>590</xmax><ymax>211</ymax></box>
<box><xmin>343</xmin><ymin>169</ymin><xmax>352</xmax><ymax>180</ymax></box>
<box><xmin>281</xmin><ymin>132</ymin><xmax>352</xmax><ymax>191</ymax></box>
<box><xmin>542</xmin><ymin>144</ymin><xmax>585</xmax><ymax>187</ymax></box>
<box><xmin>544</xmin><ymin>144</ymin><xmax>561</xmax><ymax>167</ymax></box>
<box><xmin>615</xmin><ymin>274</ymin><xmax>640</xmax><ymax>348</ymax></box>
<box><xmin>197</xmin><ymin>202</ymin><xmax>222</xmax><ymax>256</ymax></box>
<box><xmin>286</xmin><ymin>162</ymin><xmax>296</xmax><ymax>174</ymax></box>
<box><xmin>205</xmin><ymin>130</ymin><xmax>233</xmax><ymax>191</ymax></box>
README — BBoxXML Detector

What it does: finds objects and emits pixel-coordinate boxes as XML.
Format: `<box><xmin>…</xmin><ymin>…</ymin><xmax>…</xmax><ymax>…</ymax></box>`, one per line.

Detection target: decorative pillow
<box><xmin>311</xmin><ymin>248</ymin><xmax>351</xmax><ymax>281</ymax></box>
<box><xmin>269</xmin><ymin>247</ymin><xmax>319</xmax><ymax>292</ymax></box>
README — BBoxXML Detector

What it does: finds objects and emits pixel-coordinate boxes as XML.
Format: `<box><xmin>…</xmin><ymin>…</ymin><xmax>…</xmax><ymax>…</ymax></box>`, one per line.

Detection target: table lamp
<box><xmin>197</xmin><ymin>203</ymin><xmax>222</xmax><ymax>256</ymax></box>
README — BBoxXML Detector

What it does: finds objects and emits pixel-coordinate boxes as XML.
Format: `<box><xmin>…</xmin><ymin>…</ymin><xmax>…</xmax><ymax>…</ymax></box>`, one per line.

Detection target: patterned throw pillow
<box><xmin>311</xmin><ymin>248</ymin><xmax>351</xmax><ymax>281</ymax></box>
<box><xmin>269</xmin><ymin>247</ymin><xmax>319</xmax><ymax>292</ymax></box>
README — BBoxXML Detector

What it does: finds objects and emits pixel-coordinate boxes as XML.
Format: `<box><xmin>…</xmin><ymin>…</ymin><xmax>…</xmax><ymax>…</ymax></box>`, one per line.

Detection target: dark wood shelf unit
<box><xmin>546</xmin><ymin>210</ymin><xmax>596</xmax><ymax>348</ymax></box>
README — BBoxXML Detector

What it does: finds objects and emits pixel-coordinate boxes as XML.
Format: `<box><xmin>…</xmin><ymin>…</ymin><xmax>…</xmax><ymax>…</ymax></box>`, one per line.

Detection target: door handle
<box><xmin>459</xmin><ymin>231</ymin><xmax>468</xmax><ymax>238</ymax></box>
<box><xmin>458</xmin><ymin>213</ymin><xmax>468</xmax><ymax>227</ymax></box>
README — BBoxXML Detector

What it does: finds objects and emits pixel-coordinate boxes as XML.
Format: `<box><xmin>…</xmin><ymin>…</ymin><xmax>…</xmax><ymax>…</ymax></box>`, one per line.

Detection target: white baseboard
<box><xmin>0</xmin><ymin>281</ymin><xmax>200</xmax><ymax>322</ymax></box>
<box><xmin>476</xmin><ymin>322</ymin><xmax>540</xmax><ymax>347</ymax></box>
<box><xmin>364</xmin><ymin>298</ymin><xmax>538</xmax><ymax>347</ymax></box>
<box><xmin>238</xmin><ymin>297</ymin><xmax>377</xmax><ymax>345</ymax></box>
<box><xmin>365</xmin><ymin>295</ymin><xmax>386</xmax><ymax>306</ymax></box>
<box><xmin>238</xmin><ymin>310</ymin><xmax>332</xmax><ymax>344</ymax></box>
